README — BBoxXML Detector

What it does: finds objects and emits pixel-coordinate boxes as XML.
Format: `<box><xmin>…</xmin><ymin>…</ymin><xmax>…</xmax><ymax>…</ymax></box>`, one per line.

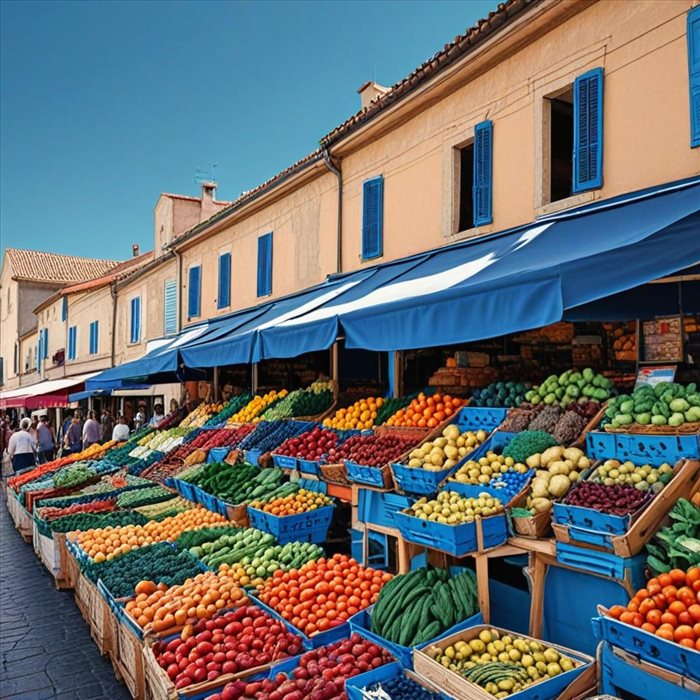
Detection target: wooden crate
<box><xmin>52</xmin><ymin>532</ymin><xmax>73</xmax><ymax>589</ymax></box>
<box><xmin>75</xmin><ymin>572</ymin><xmax>93</xmax><ymax>624</ymax></box>
<box><xmin>15</xmin><ymin>501</ymin><xmax>33</xmax><ymax>543</ymax></box>
<box><xmin>36</xmin><ymin>528</ymin><xmax>70</xmax><ymax>588</ymax></box>
<box><xmin>116</xmin><ymin>619</ymin><xmax>145</xmax><ymax>700</ymax></box>
<box><xmin>89</xmin><ymin>587</ymin><xmax>114</xmax><ymax>657</ymax></box>
<box><xmin>64</xmin><ymin>538</ymin><xmax>81</xmax><ymax>590</ymax></box>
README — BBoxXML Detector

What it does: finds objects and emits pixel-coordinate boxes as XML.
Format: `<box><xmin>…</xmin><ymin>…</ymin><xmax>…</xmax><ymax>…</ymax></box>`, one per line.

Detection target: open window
<box><xmin>456</xmin><ymin>141</ymin><xmax>475</xmax><ymax>233</ymax></box>
<box><xmin>547</xmin><ymin>87</ymin><xmax>574</xmax><ymax>204</ymax></box>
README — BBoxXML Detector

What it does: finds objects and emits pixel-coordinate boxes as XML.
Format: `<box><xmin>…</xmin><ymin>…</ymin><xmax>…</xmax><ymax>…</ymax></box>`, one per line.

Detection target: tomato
<box><xmin>608</xmin><ymin>605</ymin><xmax>626</xmax><ymax>619</ymax></box>
<box><xmin>641</xmin><ymin>622</ymin><xmax>657</xmax><ymax>634</ymax></box>
<box><xmin>660</xmin><ymin>612</ymin><xmax>678</xmax><ymax>627</ymax></box>
<box><xmin>669</xmin><ymin>569</ymin><xmax>687</xmax><ymax>586</ymax></box>
<box><xmin>658</xmin><ymin>573</ymin><xmax>673</xmax><ymax>588</ymax></box>
<box><xmin>668</xmin><ymin>601</ymin><xmax>686</xmax><ymax>616</ymax></box>
<box><xmin>656</xmin><ymin>628</ymin><xmax>674</xmax><ymax>641</ymax></box>
<box><xmin>646</xmin><ymin>609</ymin><xmax>662</xmax><ymax>627</ymax></box>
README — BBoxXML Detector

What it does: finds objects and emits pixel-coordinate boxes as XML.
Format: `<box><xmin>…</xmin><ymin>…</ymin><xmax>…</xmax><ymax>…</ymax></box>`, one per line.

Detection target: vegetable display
<box><xmin>116</xmin><ymin>485</ymin><xmax>176</xmax><ymax>508</ymax></box>
<box><xmin>524</xmin><ymin>368</ymin><xmax>614</xmax><ymax>405</ymax></box>
<box><xmin>250</xmin><ymin>489</ymin><xmax>333</xmax><ymax>517</ymax></box>
<box><xmin>410</xmin><ymin>491</ymin><xmax>504</xmax><ymax>524</ymax></box>
<box><xmin>404</xmin><ymin>424</ymin><xmax>488</xmax><ymax>471</ymax></box>
<box><xmin>471</xmin><ymin>381</ymin><xmax>530</xmax><ymax>408</ymax></box>
<box><xmin>360</xmin><ymin>674</ymin><xmax>442</xmax><ymax>699</ymax></box>
<box><xmin>451</xmin><ymin>451</ymin><xmax>529</xmax><ymax>485</ymax></box>
<box><xmin>501</xmin><ymin>402</ymin><xmax>600</xmax><ymax>444</ymax></box>
<box><xmin>374</xmin><ymin>396</ymin><xmax>412</xmax><ymax>425</ymax></box>
<box><xmin>262</xmin><ymin>387</ymin><xmax>333</xmax><ymax>420</ymax></box>
<box><xmin>562</xmin><ymin>482</ymin><xmax>653</xmax><ymax>516</ymax></box>
<box><xmin>501</xmin><ymin>431</ymin><xmax>558</xmax><ymax>464</ymax></box>
<box><xmin>273</xmin><ymin>426</ymin><xmax>346</xmax><ymax>462</ymax></box>
<box><xmin>606</xmin><ymin>567</ymin><xmax>700</xmax><ymax>649</ymax></box>
<box><xmin>187</xmin><ymin>528</ymin><xmax>276</xmax><ymax>569</ymax></box>
<box><xmin>38</xmin><ymin>499</ymin><xmax>116</xmax><ymax>521</ymax></box>
<box><xmin>646</xmin><ymin>500</ymin><xmax>700</xmax><ymax>575</ymax></box>
<box><xmin>386</xmin><ymin>392</ymin><xmax>465</xmax><ymax>428</ymax></box>
<box><xmin>54</xmin><ymin>462</ymin><xmax>97</xmax><ymax>489</ymax></box>
<box><xmin>237</xmin><ymin>421</ymin><xmax>313</xmax><ymax>454</ymax></box>
<box><xmin>180</xmin><ymin>402</ymin><xmax>224</xmax><ymax>429</ymax></box>
<box><xmin>604</xmin><ymin>382</ymin><xmax>700</xmax><ymax>428</ymax></box>
<box><xmin>327</xmin><ymin>434</ymin><xmax>417</xmax><ymax>468</ymax></box>
<box><xmin>590</xmin><ymin>459</ymin><xmax>673</xmax><ymax>491</ymax></box>
<box><xmin>228</xmin><ymin>390</ymin><xmax>288</xmax><ymax>423</ymax></box>
<box><xmin>48</xmin><ymin>510</ymin><xmax>149</xmax><ymax>533</ymax></box>
<box><xmin>323</xmin><ymin>396</ymin><xmax>384</xmax><ymax>430</ymax></box>
<box><xmin>203</xmin><ymin>394</ymin><xmax>253</xmax><ymax>426</ymax></box>
<box><xmin>371</xmin><ymin>567</ymin><xmax>479</xmax><ymax>646</ymax></box>
<box><xmin>134</xmin><ymin>496</ymin><xmax>194</xmax><ymax>520</ymax></box>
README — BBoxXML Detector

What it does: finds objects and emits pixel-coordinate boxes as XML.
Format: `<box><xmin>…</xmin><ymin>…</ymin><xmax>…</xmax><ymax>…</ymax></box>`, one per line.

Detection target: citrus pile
<box><xmin>323</xmin><ymin>396</ymin><xmax>383</xmax><ymax>430</ymax></box>
<box><xmin>251</xmin><ymin>489</ymin><xmax>333</xmax><ymax>516</ymax></box>
<box><xmin>228</xmin><ymin>390</ymin><xmax>288</xmax><ymax>423</ymax></box>
<box><xmin>386</xmin><ymin>392</ymin><xmax>465</xmax><ymax>428</ymax></box>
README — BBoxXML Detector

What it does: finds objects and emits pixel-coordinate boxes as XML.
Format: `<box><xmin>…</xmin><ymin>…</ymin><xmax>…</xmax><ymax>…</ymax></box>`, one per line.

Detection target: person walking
<box><xmin>100</xmin><ymin>408</ymin><xmax>114</xmax><ymax>444</ymax></box>
<box><xmin>64</xmin><ymin>417</ymin><xmax>83</xmax><ymax>454</ymax></box>
<box><xmin>36</xmin><ymin>415</ymin><xmax>55</xmax><ymax>463</ymax></box>
<box><xmin>112</xmin><ymin>415</ymin><xmax>130</xmax><ymax>442</ymax></box>
<box><xmin>82</xmin><ymin>410</ymin><xmax>101</xmax><ymax>449</ymax></box>
<box><xmin>7</xmin><ymin>418</ymin><xmax>37</xmax><ymax>473</ymax></box>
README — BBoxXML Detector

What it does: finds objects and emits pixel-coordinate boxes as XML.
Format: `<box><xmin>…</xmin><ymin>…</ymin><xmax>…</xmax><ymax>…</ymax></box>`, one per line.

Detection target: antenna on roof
<box><xmin>194</xmin><ymin>168</ymin><xmax>216</xmax><ymax>186</ymax></box>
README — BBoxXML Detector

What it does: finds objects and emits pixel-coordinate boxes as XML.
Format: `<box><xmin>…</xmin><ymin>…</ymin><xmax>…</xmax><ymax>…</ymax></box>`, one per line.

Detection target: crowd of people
<box><xmin>1</xmin><ymin>399</ymin><xmax>179</xmax><ymax>475</ymax></box>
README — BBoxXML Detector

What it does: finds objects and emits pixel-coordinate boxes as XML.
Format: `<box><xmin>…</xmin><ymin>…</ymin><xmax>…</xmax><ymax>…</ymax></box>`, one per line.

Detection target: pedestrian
<box><xmin>29</xmin><ymin>415</ymin><xmax>40</xmax><ymax>442</ymax></box>
<box><xmin>149</xmin><ymin>403</ymin><xmax>165</xmax><ymax>427</ymax></box>
<box><xmin>82</xmin><ymin>410</ymin><xmax>101</xmax><ymax>448</ymax></box>
<box><xmin>64</xmin><ymin>417</ymin><xmax>83</xmax><ymax>454</ymax></box>
<box><xmin>7</xmin><ymin>417</ymin><xmax>37</xmax><ymax>473</ymax></box>
<box><xmin>134</xmin><ymin>403</ymin><xmax>147</xmax><ymax>430</ymax></box>
<box><xmin>36</xmin><ymin>415</ymin><xmax>55</xmax><ymax>463</ymax></box>
<box><xmin>112</xmin><ymin>415</ymin><xmax>130</xmax><ymax>442</ymax></box>
<box><xmin>101</xmin><ymin>408</ymin><xmax>114</xmax><ymax>444</ymax></box>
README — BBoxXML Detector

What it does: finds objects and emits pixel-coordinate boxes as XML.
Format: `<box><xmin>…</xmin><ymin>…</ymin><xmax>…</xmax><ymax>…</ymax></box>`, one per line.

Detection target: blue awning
<box><xmin>68</xmin><ymin>389</ymin><xmax>112</xmax><ymax>402</ymax></box>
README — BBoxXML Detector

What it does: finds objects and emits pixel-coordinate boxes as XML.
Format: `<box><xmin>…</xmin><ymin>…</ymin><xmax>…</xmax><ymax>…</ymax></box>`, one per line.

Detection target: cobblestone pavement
<box><xmin>0</xmin><ymin>487</ymin><xmax>131</xmax><ymax>699</ymax></box>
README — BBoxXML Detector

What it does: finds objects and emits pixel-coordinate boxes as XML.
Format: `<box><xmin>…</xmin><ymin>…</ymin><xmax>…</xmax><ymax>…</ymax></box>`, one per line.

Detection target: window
<box><xmin>361</xmin><ymin>176</ymin><xmax>383</xmax><ymax>260</ymax></box>
<box><xmin>456</xmin><ymin>142</ymin><xmax>474</xmax><ymax>232</ymax></box>
<box><xmin>688</xmin><ymin>6</ymin><xmax>700</xmax><ymax>147</ymax></box>
<box><xmin>164</xmin><ymin>279</ymin><xmax>177</xmax><ymax>335</ymax></box>
<box><xmin>548</xmin><ymin>90</ymin><xmax>574</xmax><ymax>203</ymax></box>
<box><xmin>61</xmin><ymin>296</ymin><xmax>67</xmax><ymax>322</ymax></box>
<box><xmin>257</xmin><ymin>233</ymin><xmax>273</xmax><ymax>297</ymax></box>
<box><xmin>188</xmin><ymin>265</ymin><xmax>201</xmax><ymax>318</ymax></box>
<box><xmin>218</xmin><ymin>252</ymin><xmax>231</xmax><ymax>309</ymax></box>
<box><xmin>130</xmin><ymin>296</ymin><xmax>141</xmax><ymax>344</ymax></box>
<box><xmin>67</xmin><ymin>326</ymin><xmax>77</xmax><ymax>360</ymax></box>
<box><xmin>573</xmin><ymin>67</ymin><xmax>604</xmax><ymax>192</ymax></box>
<box><xmin>41</xmin><ymin>329</ymin><xmax>48</xmax><ymax>359</ymax></box>
<box><xmin>89</xmin><ymin>320</ymin><xmax>99</xmax><ymax>355</ymax></box>
<box><xmin>473</xmin><ymin>121</ymin><xmax>493</xmax><ymax>226</ymax></box>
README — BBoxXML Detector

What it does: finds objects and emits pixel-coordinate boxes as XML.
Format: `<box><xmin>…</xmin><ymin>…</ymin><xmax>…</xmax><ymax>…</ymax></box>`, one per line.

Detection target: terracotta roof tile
<box><xmin>6</xmin><ymin>248</ymin><xmax>119</xmax><ymax>283</ymax></box>
<box><xmin>60</xmin><ymin>251</ymin><xmax>155</xmax><ymax>294</ymax></box>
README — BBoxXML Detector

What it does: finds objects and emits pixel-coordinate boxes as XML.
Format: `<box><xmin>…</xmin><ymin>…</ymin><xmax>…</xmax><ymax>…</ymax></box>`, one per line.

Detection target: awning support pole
<box><xmin>252</xmin><ymin>364</ymin><xmax>258</xmax><ymax>394</ymax></box>
<box><xmin>213</xmin><ymin>366</ymin><xmax>220</xmax><ymax>402</ymax></box>
<box><xmin>331</xmin><ymin>343</ymin><xmax>339</xmax><ymax>399</ymax></box>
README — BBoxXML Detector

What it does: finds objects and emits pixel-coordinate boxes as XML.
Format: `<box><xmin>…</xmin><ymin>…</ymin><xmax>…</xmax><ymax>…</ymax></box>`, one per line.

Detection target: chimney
<box><xmin>358</xmin><ymin>81</ymin><xmax>390</xmax><ymax>110</ymax></box>
<box><xmin>132</xmin><ymin>244</ymin><xmax>140</xmax><ymax>257</ymax></box>
<box><xmin>199</xmin><ymin>181</ymin><xmax>218</xmax><ymax>222</ymax></box>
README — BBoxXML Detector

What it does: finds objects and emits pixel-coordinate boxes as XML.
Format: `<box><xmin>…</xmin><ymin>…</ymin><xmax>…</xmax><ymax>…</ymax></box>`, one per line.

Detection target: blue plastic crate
<box><xmin>247</xmin><ymin>504</ymin><xmax>334</xmax><ymax>544</ymax></box>
<box><xmin>593</xmin><ymin>612</ymin><xmax>700</xmax><ymax>682</ymax></box>
<box><xmin>297</xmin><ymin>478</ymin><xmax>327</xmax><ymax>494</ymax></box>
<box><xmin>206</xmin><ymin>447</ymin><xmax>230</xmax><ymax>463</ymax></box>
<box><xmin>555</xmin><ymin>542</ymin><xmax>647</xmax><ymax>589</ymax></box>
<box><xmin>297</xmin><ymin>458</ymin><xmax>321</xmax><ymax>476</ymax></box>
<box><xmin>447</xmin><ymin>469</ymin><xmax>533</xmax><ymax>505</ymax></box>
<box><xmin>350</xmin><ymin>528</ymin><xmax>389</xmax><ymax>569</ymax></box>
<box><xmin>393</xmin><ymin>509</ymin><xmax>508</xmax><ymax>556</ymax></box>
<box><xmin>358</xmin><ymin>488</ymin><xmax>412</xmax><ymax>528</ymax></box>
<box><xmin>586</xmin><ymin>430</ymin><xmax>700</xmax><ymax>464</ymax></box>
<box><xmin>345</xmin><ymin>460</ymin><xmax>389</xmax><ymax>488</ymax></box>
<box><xmin>345</xmin><ymin>661</ymin><xmax>450</xmax><ymax>700</ymax></box>
<box><xmin>245</xmin><ymin>448</ymin><xmax>262</xmax><ymax>466</ymax></box>
<box><xmin>599</xmin><ymin>641</ymin><xmax>699</xmax><ymax>700</ymax></box>
<box><xmin>552</xmin><ymin>495</ymin><xmax>651</xmax><ymax>536</ymax></box>
<box><xmin>456</xmin><ymin>407</ymin><xmax>508</xmax><ymax>431</ymax></box>
<box><xmin>271</xmin><ymin>454</ymin><xmax>299</xmax><ymax>470</ymax></box>
<box><xmin>349</xmin><ymin>605</ymin><xmax>483</xmax><ymax>668</ymax></box>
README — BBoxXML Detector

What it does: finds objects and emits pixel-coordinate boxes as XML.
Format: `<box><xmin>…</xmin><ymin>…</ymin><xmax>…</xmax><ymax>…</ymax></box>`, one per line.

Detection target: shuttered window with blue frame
<box><xmin>688</xmin><ymin>6</ymin><xmax>700</xmax><ymax>147</ymax></box>
<box><xmin>68</xmin><ymin>326</ymin><xmax>77</xmax><ymax>360</ymax></box>
<box><xmin>89</xmin><ymin>320</ymin><xmax>99</xmax><ymax>355</ymax></box>
<box><xmin>361</xmin><ymin>176</ymin><xmax>383</xmax><ymax>260</ymax></box>
<box><xmin>163</xmin><ymin>279</ymin><xmax>177</xmax><ymax>335</ymax></box>
<box><xmin>473</xmin><ymin>121</ymin><xmax>493</xmax><ymax>226</ymax></box>
<box><xmin>218</xmin><ymin>252</ymin><xmax>231</xmax><ymax>309</ymax></box>
<box><xmin>188</xmin><ymin>265</ymin><xmax>201</xmax><ymax>318</ymax></box>
<box><xmin>257</xmin><ymin>233</ymin><xmax>273</xmax><ymax>297</ymax></box>
<box><xmin>42</xmin><ymin>329</ymin><xmax>48</xmax><ymax>359</ymax></box>
<box><xmin>61</xmin><ymin>296</ymin><xmax>67</xmax><ymax>322</ymax></box>
<box><xmin>573</xmin><ymin>67</ymin><xmax>604</xmax><ymax>192</ymax></box>
<box><xmin>130</xmin><ymin>296</ymin><xmax>141</xmax><ymax>344</ymax></box>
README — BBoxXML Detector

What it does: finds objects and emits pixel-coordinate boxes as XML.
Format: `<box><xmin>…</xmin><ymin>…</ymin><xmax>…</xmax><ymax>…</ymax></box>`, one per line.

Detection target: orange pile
<box><xmin>257</xmin><ymin>553</ymin><xmax>391</xmax><ymax>637</ymax></box>
<box><xmin>607</xmin><ymin>567</ymin><xmax>700</xmax><ymax>650</ymax></box>
<box><xmin>323</xmin><ymin>396</ymin><xmax>383</xmax><ymax>430</ymax></box>
<box><xmin>75</xmin><ymin>506</ymin><xmax>227</xmax><ymax>561</ymax></box>
<box><xmin>124</xmin><ymin>573</ymin><xmax>248</xmax><ymax>634</ymax></box>
<box><xmin>386</xmin><ymin>392</ymin><xmax>465</xmax><ymax>428</ymax></box>
<box><xmin>251</xmin><ymin>489</ymin><xmax>333</xmax><ymax>516</ymax></box>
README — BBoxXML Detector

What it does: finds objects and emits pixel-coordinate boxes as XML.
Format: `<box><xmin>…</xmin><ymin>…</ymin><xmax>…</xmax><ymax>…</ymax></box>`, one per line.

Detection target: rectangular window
<box><xmin>688</xmin><ymin>6</ymin><xmax>700</xmax><ymax>147</ymax></box>
<box><xmin>68</xmin><ymin>326</ymin><xmax>77</xmax><ymax>360</ymax></box>
<box><xmin>163</xmin><ymin>279</ymin><xmax>177</xmax><ymax>335</ymax></box>
<box><xmin>361</xmin><ymin>176</ymin><xmax>383</xmax><ymax>260</ymax></box>
<box><xmin>218</xmin><ymin>252</ymin><xmax>231</xmax><ymax>309</ymax></box>
<box><xmin>573</xmin><ymin>67</ymin><xmax>604</xmax><ymax>192</ymax></box>
<box><xmin>188</xmin><ymin>265</ymin><xmax>201</xmax><ymax>318</ymax></box>
<box><xmin>257</xmin><ymin>233</ymin><xmax>273</xmax><ymax>297</ymax></box>
<box><xmin>456</xmin><ymin>142</ymin><xmax>474</xmax><ymax>232</ymax></box>
<box><xmin>130</xmin><ymin>296</ymin><xmax>141</xmax><ymax>344</ymax></box>
<box><xmin>42</xmin><ymin>329</ymin><xmax>48</xmax><ymax>359</ymax></box>
<box><xmin>89</xmin><ymin>320</ymin><xmax>99</xmax><ymax>355</ymax></box>
<box><xmin>473</xmin><ymin>121</ymin><xmax>493</xmax><ymax>226</ymax></box>
<box><xmin>549</xmin><ymin>90</ymin><xmax>574</xmax><ymax>203</ymax></box>
<box><xmin>61</xmin><ymin>296</ymin><xmax>67</xmax><ymax>322</ymax></box>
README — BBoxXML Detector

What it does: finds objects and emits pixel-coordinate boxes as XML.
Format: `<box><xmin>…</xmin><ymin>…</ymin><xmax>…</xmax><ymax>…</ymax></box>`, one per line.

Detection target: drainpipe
<box><xmin>322</xmin><ymin>148</ymin><xmax>343</xmax><ymax>274</ymax></box>
<box><xmin>174</xmin><ymin>249</ymin><xmax>183</xmax><ymax>333</ymax></box>
<box><xmin>110</xmin><ymin>282</ymin><xmax>118</xmax><ymax>368</ymax></box>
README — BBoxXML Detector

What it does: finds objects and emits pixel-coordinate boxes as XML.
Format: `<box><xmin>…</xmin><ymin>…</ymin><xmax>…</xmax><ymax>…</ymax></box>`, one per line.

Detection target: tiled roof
<box><xmin>161</xmin><ymin>192</ymin><xmax>232</xmax><ymax>205</ymax></box>
<box><xmin>321</xmin><ymin>0</ymin><xmax>534</xmax><ymax>146</ymax></box>
<box><xmin>60</xmin><ymin>251</ymin><xmax>154</xmax><ymax>293</ymax></box>
<box><xmin>5</xmin><ymin>248</ymin><xmax>119</xmax><ymax>283</ymax></box>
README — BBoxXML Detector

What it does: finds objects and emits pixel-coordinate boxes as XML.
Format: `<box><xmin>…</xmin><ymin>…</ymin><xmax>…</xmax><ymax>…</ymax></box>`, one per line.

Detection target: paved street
<box><xmin>0</xmin><ymin>488</ymin><xmax>130</xmax><ymax>700</ymax></box>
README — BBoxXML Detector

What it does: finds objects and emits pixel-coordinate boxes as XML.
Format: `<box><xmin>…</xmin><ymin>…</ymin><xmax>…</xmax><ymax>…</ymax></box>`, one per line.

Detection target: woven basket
<box><xmin>603</xmin><ymin>421</ymin><xmax>700</xmax><ymax>435</ymax></box>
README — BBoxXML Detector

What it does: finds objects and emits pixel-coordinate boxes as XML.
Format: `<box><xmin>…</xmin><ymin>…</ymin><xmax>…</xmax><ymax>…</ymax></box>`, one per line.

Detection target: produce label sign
<box><xmin>635</xmin><ymin>365</ymin><xmax>676</xmax><ymax>389</ymax></box>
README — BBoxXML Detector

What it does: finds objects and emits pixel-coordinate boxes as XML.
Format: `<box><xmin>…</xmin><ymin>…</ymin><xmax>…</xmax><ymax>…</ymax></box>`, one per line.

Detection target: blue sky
<box><xmin>1</xmin><ymin>0</ymin><xmax>496</xmax><ymax>261</ymax></box>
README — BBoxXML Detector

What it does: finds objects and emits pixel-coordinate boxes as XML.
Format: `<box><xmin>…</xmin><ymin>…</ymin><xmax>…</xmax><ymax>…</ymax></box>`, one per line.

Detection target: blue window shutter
<box><xmin>257</xmin><ymin>234</ymin><xmax>272</xmax><ymax>297</ymax></box>
<box><xmin>43</xmin><ymin>329</ymin><xmax>48</xmax><ymax>359</ymax></box>
<box><xmin>89</xmin><ymin>321</ymin><xmax>99</xmax><ymax>355</ymax></box>
<box><xmin>473</xmin><ymin>121</ymin><xmax>493</xmax><ymax>226</ymax></box>
<box><xmin>130</xmin><ymin>297</ymin><xmax>141</xmax><ymax>343</ymax></box>
<box><xmin>61</xmin><ymin>297</ymin><xmax>67</xmax><ymax>322</ymax></box>
<box><xmin>573</xmin><ymin>67</ymin><xmax>604</xmax><ymax>192</ymax></box>
<box><xmin>361</xmin><ymin>177</ymin><xmax>383</xmax><ymax>260</ymax></box>
<box><xmin>68</xmin><ymin>326</ymin><xmax>76</xmax><ymax>360</ymax></box>
<box><xmin>688</xmin><ymin>6</ymin><xmax>700</xmax><ymax>147</ymax></box>
<box><xmin>188</xmin><ymin>266</ymin><xmax>201</xmax><ymax>318</ymax></box>
<box><xmin>218</xmin><ymin>253</ymin><xmax>231</xmax><ymax>309</ymax></box>
<box><xmin>164</xmin><ymin>279</ymin><xmax>177</xmax><ymax>335</ymax></box>
<box><xmin>38</xmin><ymin>332</ymin><xmax>43</xmax><ymax>364</ymax></box>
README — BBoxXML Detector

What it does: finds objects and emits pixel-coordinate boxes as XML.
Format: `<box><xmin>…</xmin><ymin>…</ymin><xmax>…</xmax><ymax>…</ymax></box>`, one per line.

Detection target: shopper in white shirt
<box><xmin>7</xmin><ymin>418</ymin><xmax>37</xmax><ymax>473</ymax></box>
<box><xmin>112</xmin><ymin>415</ymin><xmax>130</xmax><ymax>442</ymax></box>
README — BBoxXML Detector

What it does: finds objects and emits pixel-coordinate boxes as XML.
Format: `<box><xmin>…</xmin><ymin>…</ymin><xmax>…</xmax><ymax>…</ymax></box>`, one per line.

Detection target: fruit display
<box><xmin>471</xmin><ymin>382</ymin><xmax>530</xmax><ymax>408</ymax></box>
<box><xmin>562</xmin><ymin>482</ymin><xmax>654</xmax><ymax>516</ymax></box>
<box><xmin>203</xmin><ymin>394</ymin><xmax>253</xmax><ymax>426</ymax></box>
<box><xmin>134</xmin><ymin>496</ymin><xmax>194</xmax><ymax>520</ymax></box>
<box><xmin>81</xmin><ymin>472</ymin><xmax>152</xmax><ymax>494</ymax></box>
<box><xmin>374</xmin><ymin>395</ymin><xmax>412</xmax><ymax>425</ymax></box>
<box><xmin>327</xmin><ymin>434</ymin><xmax>418</xmax><ymax>468</ymax></box>
<box><xmin>404</xmin><ymin>424</ymin><xmax>488</xmax><ymax>471</ymax></box>
<box><xmin>8</xmin><ymin>455</ymin><xmax>77</xmax><ymax>490</ymax></box>
<box><xmin>371</xmin><ymin>567</ymin><xmax>479</xmax><ymax>646</ymax></box>
<box><xmin>514</xmin><ymin>446</ymin><xmax>591</xmax><ymax>515</ymax></box>
<box><xmin>451</xmin><ymin>451</ymin><xmax>529</xmax><ymax>485</ymax></box>
<box><xmin>423</xmin><ymin>627</ymin><xmax>582</xmax><ymax>697</ymax></box>
<box><xmin>590</xmin><ymin>459</ymin><xmax>673</xmax><ymax>491</ymax></box>
<box><xmin>410</xmin><ymin>491</ymin><xmax>504</xmax><ymax>524</ymax></box>
<box><xmin>228</xmin><ymin>390</ymin><xmax>288</xmax><ymax>423</ymax></box>
<box><xmin>646</xmin><ymin>499</ymin><xmax>700</xmax><ymax>575</ymax></box>
<box><xmin>604</xmin><ymin>382</ymin><xmax>700</xmax><ymax>428</ymax></box>
<box><xmin>606</xmin><ymin>567</ymin><xmax>700</xmax><ymax>649</ymax></box>
<box><xmin>273</xmin><ymin>426</ymin><xmax>349</xmax><ymax>462</ymax></box>
<box><xmin>37</xmin><ymin>499</ymin><xmax>116</xmax><ymax>521</ymax></box>
<box><xmin>250</xmin><ymin>488</ymin><xmax>334</xmax><ymax>516</ymax></box>
<box><xmin>48</xmin><ymin>509</ymin><xmax>150</xmax><ymax>534</ymax></box>
<box><xmin>124</xmin><ymin>570</ymin><xmax>249</xmax><ymax>632</ymax></box>
<box><xmin>524</xmin><ymin>368</ymin><xmax>615</xmax><ymax>406</ymax></box>
<box><xmin>323</xmin><ymin>396</ymin><xmax>384</xmax><ymax>429</ymax></box>
<box><xmin>53</xmin><ymin>462</ymin><xmax>97</xmax><ymax>489</ymax></box>
<box><xmin>257</xmin><ymin>553</ymin><xmax>392</xmax><ymax>636</ymax></box>
<box><xmin>236</xmin><ymin>420</ymin><xmax>312</xmax><ymax>454</ymax></box>
<box><xmin>74</xmin><ymin>506</ymin><xmax>227</xmax><ymax>561</ymax></box>
<box><xmin>386</xmin><ymin>392</ymin><xmax>465</xmax><ymax>428</ymax></box>
<box><xmin>611</xmin><ymin>323</ymin><xmax>637</xmax><ymax>361</ymax></box>
<box><xmin>181</xmin><ymin>402</ymin><xmax>224</xmax><ymax>429</ymax></box>
<box><xmin>150</xmin><ymin>605</ymin><xmax>305</xmax><ymax>691</ymax></box>
<box><xmin>116</xmin><ymin>484</ymin><xmax>176</xmax><ymax>508</ymax></box>
<box><xmin>358</xmin><ymin>673</ymin><xmax>442</xmax><ymax>700</ymax></box>
<box><xmin>262</xmin><ymin>386</ymin><xmax>334</xmax><ymax>420</ymax></box>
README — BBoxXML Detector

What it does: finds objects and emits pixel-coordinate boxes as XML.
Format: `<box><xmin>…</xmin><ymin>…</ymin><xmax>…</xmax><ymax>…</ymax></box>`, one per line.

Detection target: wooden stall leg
<box><xmin>475</xmin><ymin>553</ymin><xmax>490</xmax><ymax>624</ymax></box>
<box><xmin>528</xmin><ymin>552</ymin><xmax>547</xmax><ymax>639</ymax></box>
